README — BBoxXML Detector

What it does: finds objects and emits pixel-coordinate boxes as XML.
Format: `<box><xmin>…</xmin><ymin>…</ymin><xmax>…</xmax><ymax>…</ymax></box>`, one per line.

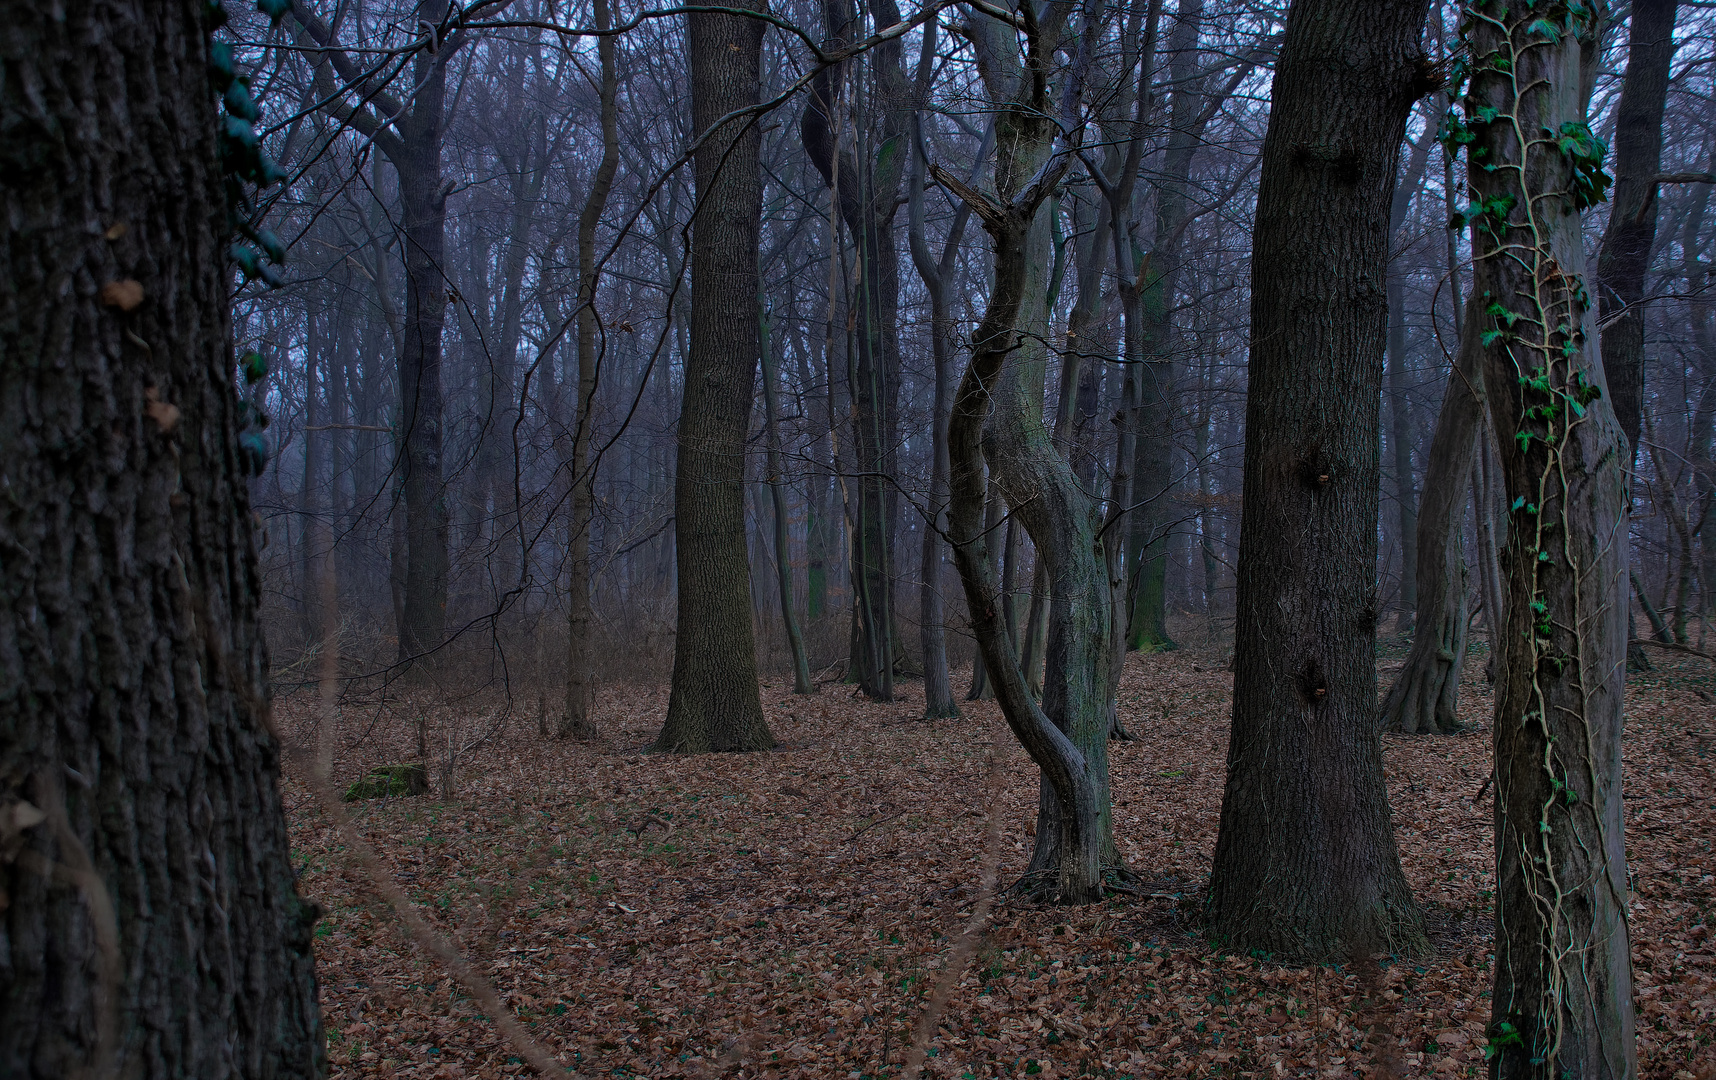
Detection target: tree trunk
<box><xmin>1208</xmin><ymin>0</ymin><xmax>1431</xmax><ymax>962</ymax></box>
<box><xmin>936</xmin><ymin>0</ymin><xmax>1115</xmax><ymax>903</ymax></box>
<box><xmin>906</xmin><ymin>19</ymin><xmax>970</xmax><ymax>719</ymax></box>
<box><xmin>653</xmin><ymin>0</ymin><xmax>774</xmax><ymax>754</ymax></box>
<box><xmin>1384</xmin><ymin>124</ymin><xmax>1436</xmax><ymax>635</ymax></box>
<box><xmin>761</xmin><ymin>303</ymin><xmax>814</xmax><ymax>694</ymax></box>
<box><xmin>1</xmin><ymin>3</ymin><xmax>322</xmax><ymax>1075</ymax></box>
<box><xmin>1456</xmin><ymin>6</ymin><xmax>1637</xmax><ymax>1075</ymax></box>
<box><xmin>801</xmin><ymin>0</ymin><xmax>912</xmax><ymax>702</ymax></box>
<box><xmin>1380</xmin><ymin>299</ymin><xmax>1484</xmax><ymax>734</ymax></box>
<box><xmin>1597</xmin><ymin>0</ymin><xmax>1676</xmax><ymax>681</ymax></box>
<box><xmin>392</xmin><ymin>8</ymin><xmax>452</xmax><ymax>662</ymax></box>
<box><xmin>563</xmin><ymin>0</ymin><xmax>620</xmax><ymax>738</ymax></box>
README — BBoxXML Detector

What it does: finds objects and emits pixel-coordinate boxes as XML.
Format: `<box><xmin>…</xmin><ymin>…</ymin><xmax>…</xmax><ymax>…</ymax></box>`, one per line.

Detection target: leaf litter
<box><xmin>278</xmin><ymin>639</ymin><xmax>1716</xmax><ymax>1079</ymax></box>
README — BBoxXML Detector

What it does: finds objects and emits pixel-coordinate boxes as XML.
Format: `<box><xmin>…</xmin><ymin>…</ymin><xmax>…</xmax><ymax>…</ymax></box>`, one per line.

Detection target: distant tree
<box><xmin>0</xmin><ymin>2</ymin><xmax>322</xmax><ymax>1075</ymax></box>
<box><xmin>653</xmin><ymin>0</ymin><xmax>775</xmax><ymax>753</ymax></box>
<box><xmin>288</xmin><ymin>0</ymin><xmax>458</xmax><ymax>661</ymax></box>
<box><xmin>1208</xmin><ymin>0</ymin><xmax>1431</xmax><ymax>960</ymax></box>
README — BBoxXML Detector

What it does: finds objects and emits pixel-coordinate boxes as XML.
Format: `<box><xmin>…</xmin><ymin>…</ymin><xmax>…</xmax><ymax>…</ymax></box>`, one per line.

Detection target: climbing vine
<box><xmin>1441</xmin><ymin>1</ymin><xmax>1623</xmax><ymax>1074</ymax></box>
<box><xmin>205</xmin><ymin>0</ymin><xmax>290</xmax><ymax>474</ymax></box>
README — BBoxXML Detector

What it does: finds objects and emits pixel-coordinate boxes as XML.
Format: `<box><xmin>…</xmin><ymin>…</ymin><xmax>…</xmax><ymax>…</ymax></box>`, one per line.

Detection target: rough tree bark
<box><xmin>563</xmin><ymin>0</ymin><xmax>621</xmax><ymax>738</ymax></box>
<box><xmin>0</xmin><ymin>2</ymin><xmax>323</xmax><ymax>1075</ymax></box>
<box><xmin>1380</xmin><ymin>298</ymin><xmax>1484</xmax><ymax>734</ymax></box>
<box><xmin>652</xmin><ymin>0</ymin><xmax>775</xmax><ymax>753</ymax></box>
<box><xmin>1456</xmin><ymin>3</ymin><xmax>1636</xmax><ymax>1074</ymax></box>
<box><xmin>1208</xmin><ymin>0</ymin><xmax>1431</xmax><ymax>961</ymax></box>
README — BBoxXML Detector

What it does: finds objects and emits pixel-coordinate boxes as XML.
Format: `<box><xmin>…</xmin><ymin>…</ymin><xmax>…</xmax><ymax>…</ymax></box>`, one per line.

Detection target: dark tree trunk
<box><xmin>1597</xmin><ymin>0</ymin><xmax>1676</xmax><ymax>459</ymax></box>
<box><xmin>1596</xmin><ymin>0</ymin><xmax>1676</xmax><ymax>676</ymax></box>
<box><xmin>0</xmin><ymin>3</ymin><xmax>322</xmax><ymax>1076</ymax></box>
<box><xmin>1381</xmin><ymin>300</ymin><xmax>1483</xmax><ymax>734</ymax></box>
<box><xmin>1208</xmin><ymin>0</ymin><xmax>1430</xmax><ymax>961</ymax></box>
<box><xmin>392</xmin><ymin>8</ymin><xmax>453</xmax><ymax>662</ymax></box>
<box><xmin>1384</xmin><ymin>125</ymin><xmax>1435</xmax><ymax>635</ymax></box>
<box><xmin>1458</xmin><ymin>6</ymin><xmax>1637</xmax><ymax>1075</ymax></box>
<box><xmin>653</xmin><ymin>0</ymin><xmax>774</xmax><ymax>753</ymax></box>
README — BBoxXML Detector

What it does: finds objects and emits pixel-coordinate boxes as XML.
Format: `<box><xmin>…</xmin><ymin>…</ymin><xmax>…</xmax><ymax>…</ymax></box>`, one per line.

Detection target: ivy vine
<box><xmin>204</xmin><ymin>0</ymin><xmax>289</xmax><ymax>475</ymax></box>
<box><xmin>1440</xmin><ymin>0</ymin><xmax>1616</xmax><ymax>1073</ymax></box>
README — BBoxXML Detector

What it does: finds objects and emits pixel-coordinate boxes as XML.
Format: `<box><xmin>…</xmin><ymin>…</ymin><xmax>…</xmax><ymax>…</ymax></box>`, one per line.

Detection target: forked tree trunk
<box><xmin>1</xmin><ymin>3</ymin><xmax>322</xmax><ymax>1075</ymax></box>
<box><xmin>1458</xmin><ymin>5</ymin><xmax>1636</xmax><ymax>1075</ymax></box>
<box><xmin>1381</xmin><ymin>299</ymin><xmax>1484</xmax><ymax>734</ymax></box>
<box><xmin>563</xmin><ymin>0</ymin><xmax>621</xmax><ymax>738</ymax></box>
<box><xmin>1208</xmin><ymin>0</ymin><xmax>1430</xmax><ymax>961</ymax></box>
<box><xmin>653</xmin><ymin>0</ymin><xmax>775</xmax><ymax>753</ymax></box>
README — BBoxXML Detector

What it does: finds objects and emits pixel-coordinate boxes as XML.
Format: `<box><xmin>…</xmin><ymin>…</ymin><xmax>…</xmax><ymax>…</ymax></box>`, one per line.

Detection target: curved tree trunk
<box><xmin>653</xmin><ymin>0</ymin><xmax>774</xmax><ymax>753</ymax></box>
<box><xmin>939</xmin><ymin>0</ymin><xmax>1114</xmax><ymax>904</ymax></box>
<box><xmin>1208</xmin><ymin>0</ymin><xmax>1431</xmax><ymax>962</ymax></box>
<box><xmin>1381</xmin><ymin>299</ymin><xmax>1484</xmax><ymax>734</ymax></box>
<box><xmin>1459</xmin><ymin>6</ymin><xmax>1637</xmax><ymax>1075</ymax></box>
<box><xmin>1</xmin><ymin>3</ymin><xmax>323</xmax><ymax>1075</ymax></box>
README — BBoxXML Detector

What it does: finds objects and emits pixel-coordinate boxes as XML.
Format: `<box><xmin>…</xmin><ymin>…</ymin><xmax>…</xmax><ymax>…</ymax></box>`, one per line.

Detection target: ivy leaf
<box><xmin>258</xmin><ymin>0</ymin><xmax>291</xmax><ymax>21</ymax></box>
<box><xmin>240</xmin><ymin>349</ymin><xmax>269</xmax><ymax>384</ymax></box>
<box><xmin>254</xmin><ymin>227</ymin><xmax>287</xmax><ymax>264</ymax></box>
<box><xmin>209</xmin><ymin>41</ymin><xmax>238</xmax><ymax>85</ymax></box>
<box><xmin>223</xmin><ymin>115</ymin><xmax>259</xmax><ymax>150</ymax></box>
<box><xmin>229</xmin><ymin>243</ymin><xmax>262</xmax><ymax>279</ymax></box>
<box><xmin>238</xmin><ymin>431</ymin><xmax>270</xmax><ymax>476</ymax></box>
<box><xmin>224</xmin><ymin>82</ymin><xmax>261</xmax><ymax>123</ymax></box>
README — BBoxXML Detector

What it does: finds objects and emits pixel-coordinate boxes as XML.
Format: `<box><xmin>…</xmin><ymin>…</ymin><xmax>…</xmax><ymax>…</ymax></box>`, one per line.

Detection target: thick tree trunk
<box><xmin>563</xmin><ymin>0</ymin><xmax>620</xmax><ymax>738</ymax></box>
<box><xmin>1381</xmin><ymin>300</ymin><xmax>1484</xmax><ymax>734</ymax></box>
<box><xmin>1458</xmin><ymin>6</ymin><xmax>1637</xmax><ymax>1076</ymax></box>
<box><xmin>0</xmin><ymin>3</ymin><xmax>322</xmax><ymax>1075</ymax></box>
<box><xmin>1208</xmin><ymin>0</ymin><xmax>1430</xmax><ymax>961</ymax></box>
<box><xmin>653</xmin><ymin>0</ymin><xmax>774</xmax><ymax>753</ymax></box>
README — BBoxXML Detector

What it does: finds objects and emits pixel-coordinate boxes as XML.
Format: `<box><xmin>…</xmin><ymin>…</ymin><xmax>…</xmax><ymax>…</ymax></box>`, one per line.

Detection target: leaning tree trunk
<box><xmin>1454</xmin><ymin>4</ymin><xmax>1637</xmax><ymax>1075</ymax></box>
<box><xmin>1208</xmin><ymin>0</ymin><xmax>1431</xmax><ymax>962</ymax></box>
<box><xmin>653</xmin><ymin>0</ymin><xmax>775</xmax><ymax>753</ymax></box>
<box><xmin>1380</xmin><ymin>299</ymin><xmax>1485</xmax><ymax>734</ymax></box>
<box><xmin>563</xmin><ymin>0</ymin><xmax>620</xmax><ymax>738</ymax></box>
<box><xmin>0</xmin><ymin>3</ymin><xmax>323</xmax><ymax>1076</ymax></box>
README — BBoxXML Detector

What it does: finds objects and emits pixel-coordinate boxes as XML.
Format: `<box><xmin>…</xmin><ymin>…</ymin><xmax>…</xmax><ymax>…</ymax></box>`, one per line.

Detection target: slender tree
<box><xmin>1208</xmin><ymin>0</ymin><xmax>1431</xmax><ymax>960</ymax></box>
<box><xmin>1452</xmin><ymin>2</ymin><xmax>1636</xmax><ymax>1073</ymax></box>
<box><xmin>653</xmin><ymin>0</ymin><xmax>775</xmax><ymax>753</ymax></box>
<box><xmin>1</xmin><ymin>2</ymin><xmax>322</xmax><ymax>1074</ymax></box>
<box><xmin>563</xmin><ymin>0</ymin><xmax>622</xmax><ymax>738</ymax></box>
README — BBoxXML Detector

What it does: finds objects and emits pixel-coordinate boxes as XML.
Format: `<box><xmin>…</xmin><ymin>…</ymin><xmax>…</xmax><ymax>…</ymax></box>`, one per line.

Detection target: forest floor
<box><xmin>278</xmin><ymin>629</ymin><xmax>1716</xmax><ymax>1080</ymax></box>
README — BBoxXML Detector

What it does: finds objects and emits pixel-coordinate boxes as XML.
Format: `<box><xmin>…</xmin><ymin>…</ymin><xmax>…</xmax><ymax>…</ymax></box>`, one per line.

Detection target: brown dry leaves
<box><xmin>279</xmin><ymin>637</ymin><xmax>1715</xmax><ymax>1079</ymax></box>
